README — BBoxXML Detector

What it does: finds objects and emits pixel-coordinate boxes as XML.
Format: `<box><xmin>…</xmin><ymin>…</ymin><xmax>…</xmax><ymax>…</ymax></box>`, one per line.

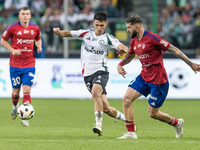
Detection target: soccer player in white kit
<box><xmin>53</xmin><ymin>12</ymin><xmax>129</xmax><ymax>136</ymax></box>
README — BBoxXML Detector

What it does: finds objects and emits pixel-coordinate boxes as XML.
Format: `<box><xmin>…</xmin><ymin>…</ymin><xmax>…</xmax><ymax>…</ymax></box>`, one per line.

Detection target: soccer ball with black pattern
<box><xmin>17</xmin><ymin>104</ymin><xmax>35</xmax><ymax>120</ymax></box>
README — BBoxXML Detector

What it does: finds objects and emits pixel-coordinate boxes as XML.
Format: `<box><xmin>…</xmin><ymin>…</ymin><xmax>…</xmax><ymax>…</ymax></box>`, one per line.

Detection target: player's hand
<box><xmin>53</xmin><ymin>28</ymin><xmax>60</xmax><ymax>35</ymax></box>
<box><xmin>117</xmin><ymin>65</ymin><xmax>127</xmax><ymax>78</ymax></box>
<box><xmin>191</xmin><ymin>63</ymin><xmax>200</xmax><ymax>74</ymax></box>
<box><xmin>37</xmin><ymin>47</ymin><xmax>42</xmax><ymax>53</ymax></box>
<box><xmin>116</xmin><ymin>49</ymin><xmax>127</xmax><ymax>57</ymax></box>
<box><xmin>12</xmin><ymin>50</ymin><xmax>21</xmax><ymax>56</ymax></box>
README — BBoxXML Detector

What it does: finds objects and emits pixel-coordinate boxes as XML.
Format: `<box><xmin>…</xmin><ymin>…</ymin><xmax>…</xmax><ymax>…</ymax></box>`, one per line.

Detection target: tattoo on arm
<box><xmin>169</xmin><ymin>45</ymin><xmax>192</xmax><ymax>66</ymax></box>
<box><xmin>122</xmin><ymin>53</ymin><xmax>135</xmax><ymax>65</ymax></box>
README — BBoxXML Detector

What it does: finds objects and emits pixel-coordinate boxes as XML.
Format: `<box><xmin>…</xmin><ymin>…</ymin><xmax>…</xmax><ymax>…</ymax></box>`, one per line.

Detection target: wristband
<box><xmin>118</xmin><ymin>61</ymin><xmax>124</xmax><ymax>66</ymax></box>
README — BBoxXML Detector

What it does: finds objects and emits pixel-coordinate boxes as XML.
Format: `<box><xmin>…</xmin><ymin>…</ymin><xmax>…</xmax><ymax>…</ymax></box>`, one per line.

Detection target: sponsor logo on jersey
<box><xmin>3</xmin><ymin>31</ymin><xmax>7</xmax><ymax>37</ymax></box>
<box><xmin>99</xmin><ymin>39</ymin><xmax>105</xmax><ymax>45</ymax></box>
<box><xmin>138</xmin><ymin>44</ymin><xmax>141</xmax><ymax>48</ymax></box>
<box><xmin>142</xmin><ymin>43</ymin><xmax>145</xmax><ymax>49</ymax></box>
<box><xmin>24</xmin><ymin>30</ymin><xmax>29</xmax><ymax>34</ymax></box>
<box><xmin>17</xmin><ymin>38</ymin><xmax>34</xmax><ymax>44</ymax></box>
<box><xmin>17</xmin><ymin>31</ymin><xmax>22</xmax><ymax>35</ymax></box>
<box><xmin>30</xmin><ymin>30</ymin><xmax>34</xmax><ymax>35</ymax></box>
<box><xmin>92</xmin><ymin>38</ymin><xmax>97</xmax><ymax>41</ymax></box>
<box><xmin>86</xmin><ymin>37</ymin><xmax>90</xmax><ymax>40</ymax></box>
<box><xmin>85</xmin><ymin>46</ymin><xmax>104</xmax><ymax>55</ymax></box>
<box><xmin>138</xmin><ymin>54</ymin><xmax>149</xmax><ymax>59</ymax></box>
<box><xmin>160</xmin><ymin>40</ymin><xmax>168</xmax><ymax>47</ymax></box>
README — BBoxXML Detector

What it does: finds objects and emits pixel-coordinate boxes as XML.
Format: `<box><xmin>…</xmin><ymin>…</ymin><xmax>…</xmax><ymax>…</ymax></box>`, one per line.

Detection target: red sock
<box><xmin>22</xmin><ymin>92</ymin><xmax>31</xmax><ymax>104</ymax></box>
<box><xmin>125</xmin><ymin>121</ymin><xmax>136</xmax><ymax>132</ymax></box>
<box><xmin>169</xmin><ymin>117</ymin><xmax>178</xmax><ymax>126</ymax></box>
<box><xmin>12</xmin><ymin>93</ymin><xmax>19</xmax><ymax>106</ymax></box>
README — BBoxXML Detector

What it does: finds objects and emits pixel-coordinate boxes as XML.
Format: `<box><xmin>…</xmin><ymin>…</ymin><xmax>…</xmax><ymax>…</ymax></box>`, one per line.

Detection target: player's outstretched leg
<box><xmin>174</xmin><ymin>118</ymin><xmax>184</xmax><ymax>138</ymax></box>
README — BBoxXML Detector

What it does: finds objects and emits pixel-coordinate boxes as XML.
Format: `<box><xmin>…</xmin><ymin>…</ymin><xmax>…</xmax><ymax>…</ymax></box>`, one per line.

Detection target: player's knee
<box><xmin>103</xmin><ymin>108</ymin><xmax>110</xmax><ymax>114</ymax></box>
<box><xmin>122</xmin><ymin>96</ymin><xmax>132</xmax><ymax>108</ymax></box>
<box><xmin>148</xmin><ymin>111</ymin><xmax>158</xmax><ymax>119</ymax></box>
<box><xmin>91</xmin><ymin>91</ymin><xmax>101</xmax><ymax>99</ymax></box>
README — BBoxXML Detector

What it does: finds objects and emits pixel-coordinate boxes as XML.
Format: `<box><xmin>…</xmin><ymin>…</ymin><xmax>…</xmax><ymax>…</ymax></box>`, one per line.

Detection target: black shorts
<box><xmin>84</xmin><ymin>71</ymin><xmax>109</xmax><ymax>95</ymax></box>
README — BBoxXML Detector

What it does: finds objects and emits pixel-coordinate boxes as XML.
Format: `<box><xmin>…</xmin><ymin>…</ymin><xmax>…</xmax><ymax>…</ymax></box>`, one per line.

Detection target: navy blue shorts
<box><xmin>128</xmin><ymin>75</ymin><xmax>169</xmax><ymax>108</ymax></box>
<box><xmin>10</xmin><ymin>66</ymin><xmax>35</xmax><ymax>89</ymax></box>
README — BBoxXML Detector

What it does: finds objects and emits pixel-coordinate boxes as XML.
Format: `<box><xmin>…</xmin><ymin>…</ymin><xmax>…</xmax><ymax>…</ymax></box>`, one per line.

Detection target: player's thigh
<box><xmin>123</xmin><ymin>87</ymin><xmax>142</xmax><ymax>103</ymax></box>
<box><xmin>21</xmin><ymin>67</ymin><xmax>35</xmax><ymax>87</ymax></box>
<box><xmin>10</xmin><ymin>67</ymin><xmax>22</xmax><ymax>89</ymax></box>
<box><xmin>92</xmin><ymin>83</ymin><xmax>103</xmax><ymax>95</ymax></box>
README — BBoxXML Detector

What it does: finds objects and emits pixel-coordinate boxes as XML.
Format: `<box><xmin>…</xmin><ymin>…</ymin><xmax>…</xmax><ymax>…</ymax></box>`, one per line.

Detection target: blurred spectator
<box><xmin>181</xmin><ymin>2</ymin><xmax>196</xmax><ymax>19</ymax></box>
<box><xmin>0</xmin><ymin>9</ymin><xmax>17</xmax><ymax>30</ymax></box>
<box><xmin>49</xmin><ymin>8</ymin><xmax>63</xmax><ymax>52</ymax></box>
<box><xmin>95</xmin><ymin>0</ymin><xmax>120</xmax><ymax>18</ymax></box>
<box><xmin>190</xmin><ymin>0</ymin><xmax>200</xmax><ymax>10</ymax></box>
<box><xmin>192</xmin><ymin>10</ymin><xmax>200</xmax><ymax>58</ymax></box>
<box><xmin>114</xmin><ymin>0</ymin><xmax>133</xmax><ymax>17</ymax></box>
<box><xmin>45</xmin><ymin>0</ymin><xmax>63</xmax><ymax>9</ymax></box>
<box><xmin>168</xmin><ymin>14</ymin><xmax>184</xmax><ymax>48</ymax></box>
<box><xmin>95</xmin><ymin>0</ymin><xmax>120</xmax><ymax>35</ymax></box>
<box><xmin>40</xmin><ymin>7</ymin><xmax>53</xmax><ymax>52</ymax></box>
<box><xmin>60</xmin><ymin>4</ymin><xmax>80</xmax><ymax>30</ymax></box>
<box><xmin>74</xmin><ymin>0</ymin><xmax>85</xmax><ymax>11</ymax></box>
<box><xmin>167</xmin><ymin>2</ymin><xmax>179</xmax><ymax>20</ymax></box>
<box><xmin>30</xmin><ymin>0</ymin><xmax>46</xmax><ymax>16</ymax></box>
<box><xmin>0</xmin><ymin>0</ymin><xmax>4</xmax><ymax>11</ymax></box>
<box><xmin>78</xmin><ymin>2</ymin><xmax>95</xmax><ymax>29</ymax></box>
<box><xmin>4</xmin><ymin>0</ymin><xmax>28</xmax><ymax>15</ymax></box>
<box><xmin>166</xmin><ymin>0</ymin><xmax>187</xmax><ymax>13</ymax></box>
<box><xmin>89</xmin><ymin>0</ymin><xmax>100</xmax><ymax>10</ymax></box>
<box><xmin>180</xmin><ymin>14</ymin><xmax>193</xmax><ymax>48</ymax></box>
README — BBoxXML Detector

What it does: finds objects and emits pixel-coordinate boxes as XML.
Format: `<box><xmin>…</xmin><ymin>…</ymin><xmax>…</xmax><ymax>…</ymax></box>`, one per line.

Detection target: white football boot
<box><xmin>93</xmin><ymin>125</ymin><xmax>102</xmax><ymax>136</ymax></box>
<box><xmin>174</xmin><ymin>118</ymin><xmax>184</xmax><ymax>138</ymax></box>
<box><xmin>117</xmin><ymin>132</ymin><xmax>138</xmax><ymax>139</ymax></box>
<box><xmin>21</xmin><ymin>120</ymin><xmax>29</xmax><ymax>127</ymax></box>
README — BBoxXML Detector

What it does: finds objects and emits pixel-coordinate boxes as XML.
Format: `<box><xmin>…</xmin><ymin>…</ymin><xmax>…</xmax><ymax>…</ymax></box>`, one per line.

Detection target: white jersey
<box><xmin>71</xmin><ymin>29</ymin><xmax>121</xmax><ymax>76</ymax></box>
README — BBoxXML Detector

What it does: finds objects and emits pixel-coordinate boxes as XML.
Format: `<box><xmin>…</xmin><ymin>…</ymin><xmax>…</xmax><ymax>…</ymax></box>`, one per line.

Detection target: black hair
<box><xmin>126</xmin><ymin>15</ymin><xmax>143</xmax><ymax>25</ymax></box>
<box><xmin>19</xmin><ymin>7</ymin><xmax>30</xmax><ymax>12</ymax></box>
<box><xmin>94</xmin><ymin>11</ymin><xmax>107</xmax><ymax>22</ymax></box>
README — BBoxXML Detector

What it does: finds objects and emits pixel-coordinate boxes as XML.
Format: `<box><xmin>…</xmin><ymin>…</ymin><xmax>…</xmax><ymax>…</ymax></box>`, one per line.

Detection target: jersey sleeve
<box><xmin>35</xmin><ymin>27</ymin><xmax>41</xmax><ymax>41</ymax></box>
<box><xmin>128</xmin><ymin>39</ymin><xmax>135</xmax><ymax>55</ymax></box>
<box><xmin>106</xmin><ymin>33</ymin><xmax>121</xmax><ymax>50</ymax></box>
<box><xmin>71</xmin><ymin>29</ymin><xmax>89</xmax><ymax>40</ymax></box>
<box><xmin>153</xmin><ymin>34</ymin><xmax>171</xmax><ymax>52</ymax></box>
<box><xmin>1</xmin><ymin>25</ymin><xmax>12</xmax><ymax>41</ymax></box>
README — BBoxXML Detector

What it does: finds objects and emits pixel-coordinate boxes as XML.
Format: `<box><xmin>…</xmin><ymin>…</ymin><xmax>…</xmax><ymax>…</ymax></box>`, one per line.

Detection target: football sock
<box><xmin>12</xmin><ymin>93</ymin><xmax>19</xmax><ymax>109</ymax></box>
<box><xmin>115</xmin><ymin>110</ymin><xmax>125</xmax><ymax>121</ymax></box>
<box><xmin>23</xmin><ymin>92</ymin><xmax>31</xmax><ymax>104</ymax></box>
<box><xmin>168</xmin><ymin>117</ymin><xmax>178</xmax><ymax>126</ymax></box>
<box><xmin>125</xmin><ymin>121</ymin><xmax>136</xmax><ymax>132</ymax></box>
<box><xmin>95</xmin><ymin>111</ymin><xmax>103</xmax><ymax>127</ymax></box>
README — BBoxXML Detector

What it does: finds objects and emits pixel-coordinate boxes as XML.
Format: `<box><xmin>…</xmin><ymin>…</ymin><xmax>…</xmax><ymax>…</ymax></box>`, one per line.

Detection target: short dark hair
<box><xmin>94</xmin><ymin>12</ymin><xmax>107</xmax><ymax>22</ymax></box>
<box><xmin>19</xmin><ymin>7</ymin><xmax>30</xmax><ymax>13</ymax></box>
<box><xmin>126</xmin><ymin>15</ymin><xmax>143</xmax><ymax>25</ymax></box>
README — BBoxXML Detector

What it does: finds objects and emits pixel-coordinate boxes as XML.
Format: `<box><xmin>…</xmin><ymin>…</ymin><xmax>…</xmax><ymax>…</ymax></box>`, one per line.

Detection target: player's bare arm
<box><xmin>117</xmin><ymin>53</ymin><xmax>135</xmax><ymax>78</ymax></box>
<box><xmin>167</xmin><ymin>44</ymin><xmax>200</xmax><ymax>73</ymax></box>
<box><xmin>35</xmin><ymin>39</ymin><xmax>42</xmax><ymax>53</ymax></box>
<box><xmin>116</xmin><ymin>44</ymin><xmax>129</xmax><ymax>57</ymax></box>
<box><xmin>53</xmin><ymin>28</ymin><xmax>72</xmax><ymax>37</ymax></box>
<box><xmin>1</xmin><ymin>38</ymin><xmax>21</xmax><ymax>56</ymax></box>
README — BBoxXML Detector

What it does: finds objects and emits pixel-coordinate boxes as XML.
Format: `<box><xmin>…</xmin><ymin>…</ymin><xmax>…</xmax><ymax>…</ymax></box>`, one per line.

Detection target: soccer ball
<box><xmin>17</xmin><ymin>103</ymin><xmax>35</xmax><ymax>120</ymax></box>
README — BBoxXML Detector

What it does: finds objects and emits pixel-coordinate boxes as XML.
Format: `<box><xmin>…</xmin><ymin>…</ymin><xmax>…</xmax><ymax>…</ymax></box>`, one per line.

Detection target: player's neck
<box><xmin>20</xmin><ymin>21</ymin><xmax>29</xmax><ymax>28</ymax></box>
<box><xmin>137</xmin><ymin>29</ymin><xmax>144</xmax><ymax>41</ymax></box>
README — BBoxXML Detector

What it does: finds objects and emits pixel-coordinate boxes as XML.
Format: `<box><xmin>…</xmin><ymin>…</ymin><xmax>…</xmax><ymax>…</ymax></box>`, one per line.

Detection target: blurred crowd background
<box><xmin>0</xmin><ymin>0</ymin><xmax>200</xmax><ymax>59</ymax></box>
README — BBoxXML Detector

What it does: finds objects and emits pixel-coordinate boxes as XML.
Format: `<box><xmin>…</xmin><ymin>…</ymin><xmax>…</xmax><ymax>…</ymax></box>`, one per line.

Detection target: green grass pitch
<box><xmin>0</xmin><ymin>98</ymin><xmax>200</xmax><ymax>150</ymax></box>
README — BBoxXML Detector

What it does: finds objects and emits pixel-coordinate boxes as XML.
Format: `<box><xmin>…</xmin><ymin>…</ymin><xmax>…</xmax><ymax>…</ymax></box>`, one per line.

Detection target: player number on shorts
<box><xmin>12</xmin><ymin>77</ymin><xmax>21</xmax><ymax>86</ymax></box>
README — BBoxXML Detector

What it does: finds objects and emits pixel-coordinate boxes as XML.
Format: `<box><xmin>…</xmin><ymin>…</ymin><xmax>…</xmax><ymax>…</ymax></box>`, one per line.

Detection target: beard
<box><xmin>131</xmin><ymin>30</ymin><xmax>137</xmax><ymax>38</ymax></box>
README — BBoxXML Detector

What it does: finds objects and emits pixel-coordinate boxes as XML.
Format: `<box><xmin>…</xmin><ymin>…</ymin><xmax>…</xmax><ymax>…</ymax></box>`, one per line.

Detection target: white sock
<box><xmin>95</xmin><ymin>111</ymin><xmax>103</xmax><ymax>127</ymax></box>
<box><xmin>115</xmin><ymin>110</ymin><xmax>125</xmax><ymax>121</ymax></box>
<box><xmin>13</xmin><ymin>102</ymin><xmax>19</xmax><ymax>109</ymax></box>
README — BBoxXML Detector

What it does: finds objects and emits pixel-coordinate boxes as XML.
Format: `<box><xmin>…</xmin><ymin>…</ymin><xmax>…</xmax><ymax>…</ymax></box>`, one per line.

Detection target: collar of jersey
<box><xmin>143</xmin><ymin>30</ymin><xmax>147</xmax><ymax>37</ymax></box>
<box><xmin>19</xmin><ymin>22</ymin><xmax>30</xmax><ymax>26</ymax></box>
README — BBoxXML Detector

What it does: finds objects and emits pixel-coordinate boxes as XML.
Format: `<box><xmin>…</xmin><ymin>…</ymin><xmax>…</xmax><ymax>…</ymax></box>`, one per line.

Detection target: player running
<box><xmin>117</xmin><ymin>15</ymin><xmax>200</xmax><ymax>139</ymax></box>
<box><xmin>53</xmin><ymin>12</ymin><xmax>128</xmax><ymax>136</ymax></box>
<box><xmin>1</xmin><ymin>7</ymin><xmax>42</xmax><ymax>127</ymax></box>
